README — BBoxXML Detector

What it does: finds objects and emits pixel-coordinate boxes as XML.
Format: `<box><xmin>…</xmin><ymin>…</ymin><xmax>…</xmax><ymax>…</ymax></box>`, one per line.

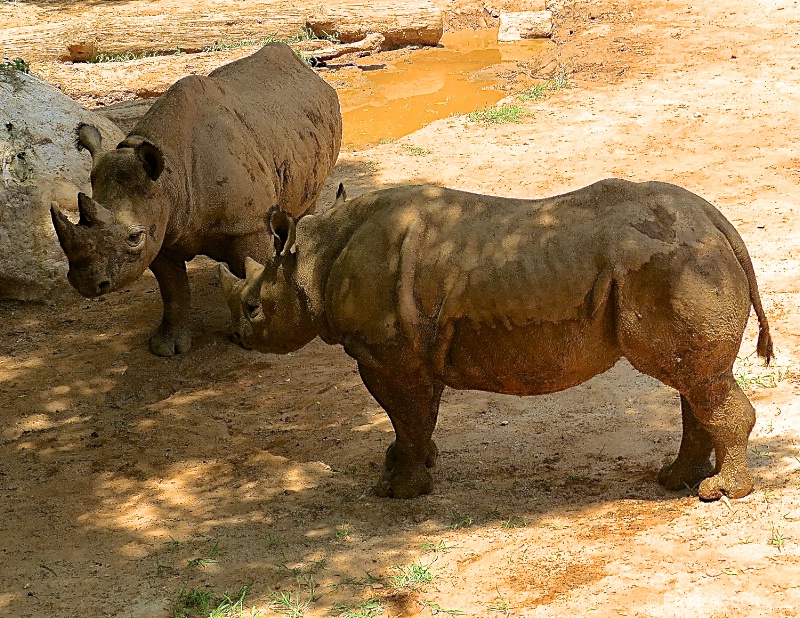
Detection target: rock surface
<box><xmin>497</xmin><ymin>10</ymin><xmax>553</xmax><ymax>41</ymax></box>
<box><xmin>0</xmin><ymin>69</ymin><xmax>124</xmax><ymax>301</ymax></box>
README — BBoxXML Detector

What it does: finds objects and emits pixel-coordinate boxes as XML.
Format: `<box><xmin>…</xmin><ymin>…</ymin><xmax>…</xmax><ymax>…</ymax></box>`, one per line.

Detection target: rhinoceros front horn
<box><xmin>218</xmin><ymin>263</ymin><xmax>242</xmax><ymax>299</ymax></box>
<box><xmin>51</xmin><ymin>203</ymin><xmax>90</xmax><ymax>257</ymax></box>
<box><xmin>77</xmin><ymin>192</ymin><xmax>112</xmax><ymax>226</ymax></box>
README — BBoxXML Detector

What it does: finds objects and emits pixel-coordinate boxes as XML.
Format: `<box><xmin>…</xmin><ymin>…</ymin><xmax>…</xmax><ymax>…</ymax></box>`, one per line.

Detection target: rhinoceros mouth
<box><xmin>66</xmin><ymin>269</ymin><xmax>117</xmax><ymax>298</ymax></box>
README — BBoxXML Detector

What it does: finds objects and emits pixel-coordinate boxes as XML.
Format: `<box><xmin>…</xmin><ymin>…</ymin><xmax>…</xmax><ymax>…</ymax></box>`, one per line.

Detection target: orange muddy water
<box><xmin>337</xmin><ymin>28</ymin><xmax>546</xmax><ymax>148</ymax></box>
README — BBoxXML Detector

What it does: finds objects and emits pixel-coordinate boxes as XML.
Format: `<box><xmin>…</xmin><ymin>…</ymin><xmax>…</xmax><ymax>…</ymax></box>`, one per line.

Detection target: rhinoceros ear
<box><xmin>75</xmin><ymin>123</ymin><xmax>103</xmax><ymax>160</ymax></box>
<box><xmin>218</xmin><ymin>263</ymin><xmax>242</xmax><ymax>298</ymax></box>
<box><xmin>268</xmin><ymin>206</ymin><xmax>297</xmax><ymax>257</ymax></box>
<box><xmin>333</xmin><ymin>183</ymin><xmax>347</xmax><ymax>208</ymax></box>
<box><xmin>135</xmin><ymin>141</ymin><xmax>164</xmax><ymax>181</ymax></box>
<box><xmin>244</xmin><ymin>256</ymin><xmax>266</xmax><ymax>282</ymax></box>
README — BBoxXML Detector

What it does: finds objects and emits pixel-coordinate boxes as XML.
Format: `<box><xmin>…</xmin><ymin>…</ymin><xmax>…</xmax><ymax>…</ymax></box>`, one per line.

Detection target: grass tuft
<box><xmin>734</xmin><ymin>354</ymin><xmax>792</xmax><ymax>391</ymax></box>
<box><xmin>445</xmin><ymin>511</ymin><xmax>474</xmax><ymax>530</ymax></box>
<box><xmin>172</xmin><ymin>584</ymin><xmax>253</xmax><ymax>618</ymax></box>
<box><xmin>90</xmin><ymin>50</ymin><xmax>160</xmax><ymax>63</ymax></box>
<box><xmin>518</xmin><ymin>66</ymin><xmax>573</xmax><ymax>101</ymax></box>
<box><xmin>269</xmin><ymin>576</ymin><xmax>318</xmax><ymax>617</ymax></box>
<box><xmin>466</xmin><ymin>105</ymin><xmax>526</xmax><ymax>125</ymax></box>
<box><xmin>389</xmin><ymin>561</ymin><xmax>436</xmax><ymax>590</ymax></box>
<box><xmin>769</xmin><ymin>522</ymin><xmax>785</xmax><ymax>552</ymax></box>
<box><xmin>402</xmin><ymin>144</ymin><xmax>432</xmax><ymax>156</ymax></box>
<box><xmin>333</xmin><ymin>598</ymin><xmax>384</xmax><ymax>618</ymax></box>
<box><xmin>0</xmin><ymin>57</ymin><xmax>30</xmax><ymax>73</ymax></box>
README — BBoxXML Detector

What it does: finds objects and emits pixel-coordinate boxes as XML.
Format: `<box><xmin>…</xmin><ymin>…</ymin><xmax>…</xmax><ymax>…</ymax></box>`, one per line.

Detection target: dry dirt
<box><xmin>2</xmin><ymin>1</ymin><xmax>800</xmax><ymax>617</ymax></box>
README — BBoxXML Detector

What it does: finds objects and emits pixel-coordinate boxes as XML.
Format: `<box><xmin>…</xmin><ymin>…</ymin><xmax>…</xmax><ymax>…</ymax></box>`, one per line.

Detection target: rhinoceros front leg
<box><xmin>358</xmin><ymin>362</ymin><xmax>443</xmax><ymax>499</ymax></box>
<box><xmin>148</xmin><ymin>253</ymin><xmax>192</xmax><ymax>356</ymax></box>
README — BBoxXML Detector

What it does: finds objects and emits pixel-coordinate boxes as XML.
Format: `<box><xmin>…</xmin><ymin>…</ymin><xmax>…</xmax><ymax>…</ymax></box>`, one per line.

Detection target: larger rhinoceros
<box><xmin>51</xmin><ymin>42</ymin><xmax>342</xmax><ymax>356</ymax></box>
<box><xmin>220</xmin><ymin>180</ymin><xmax>773</xmax><ymax>501</ymax></box>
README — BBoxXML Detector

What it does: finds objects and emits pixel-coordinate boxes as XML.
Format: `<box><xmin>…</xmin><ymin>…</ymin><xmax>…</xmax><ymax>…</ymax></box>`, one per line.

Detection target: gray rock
<box><xmin>0</xmin><ymin>69</ymin><xmax>124</xmax><ymax>301</ymax></box>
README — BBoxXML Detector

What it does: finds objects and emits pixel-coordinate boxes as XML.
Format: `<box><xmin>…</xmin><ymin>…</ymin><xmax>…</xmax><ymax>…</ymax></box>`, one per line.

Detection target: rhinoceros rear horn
<box><xmin>135</xmin><ymin>141</ymin><xmax>164</xmax><ymax>181</ymax></box>
<box><xmin>75</xmin><ymin>123</ymin><xmax>103</xmax><ymax>159</ymax></box>
<box><xmin>77</xmin><ymin>192</ymin><xmax>112</xmax><ymax>226</ymax></box>
<box><xmin>268</xmin><ymin>206</ymin><xmax>297</xmax><ymax>257</ymax></box>
<box><xmin>244</xmin><ymin>256</ymin><xmax>266</xmax><ymax>282</ymax></box>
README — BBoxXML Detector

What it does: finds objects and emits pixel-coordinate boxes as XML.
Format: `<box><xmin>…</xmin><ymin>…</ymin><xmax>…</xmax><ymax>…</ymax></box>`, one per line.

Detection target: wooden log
<box><xmin>297</xmin><ymin>33</ymin><xmax>385</xmax><ymax>62</ymax></box>
<box><xmin>306</xmin><ymin>1</ymin><xmax>443</xmax><ymax>49</ymax></box>
<box><xmin>2</xmin><ymin>8</ymin><xmax>307</xmax><ymax>63</ymax></box>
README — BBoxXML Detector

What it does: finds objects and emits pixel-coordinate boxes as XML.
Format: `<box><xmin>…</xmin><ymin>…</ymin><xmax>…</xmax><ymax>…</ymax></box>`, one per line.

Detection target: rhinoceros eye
<box><xmin>127</xmin><ymin>230</ymin><xmax>146</xmax><ymax>248</ymax></box>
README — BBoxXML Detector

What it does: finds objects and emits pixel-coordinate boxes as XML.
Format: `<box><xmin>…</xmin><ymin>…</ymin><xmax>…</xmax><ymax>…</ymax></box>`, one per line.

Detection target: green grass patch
<box><xmin>0</xmin><ymin>57</ymin><xmax>30</xmax><ymax>73</ymax></box>
<box><xmin>518</xmin><ymin>67</ymin><xmax>573</xmax><ymax>101</ymax></box>
<box><xmin>171</xmin><ymin>584</ymin><xmax>253</xmax><ymax>618</ymax></box>
<box><xmin>734</xmin><ymin>354</ymin><xmax>792</xmax><ymax>391</ymax></box>
<box><xmin>389</xmin><ymin>561</ymin><xmax>436</xmax><ymax>590</ymax></box>
<box><xmin>421</xmin><ymin>539</ymin><xmax>457</xmax><ymax>554</ymax></box>
<box><xmin>90</xmin><ymin>50</ymin><xmax>161</xmax><ymax>63</ymax></box>
<box><xmin>187</xmin><ymin>539</ymin><xmax>220</xmax><ymax>569</ymax></box>
<box><xmin>333</xmin><ymin>523</ymin><xmax>350</xmax><ymax>542</ymax></box>
<box><xmin>401</xmin><ymin>144</ymin><xmax>432</xmax><ymax>156</ymax></box>
<box><xmin>466</xmin><ymin>105</ymin><xmax>526</xmax><ymax>125</ymax></box>
<box><xmin>206</xmin><ymin>27</ymin><xmax>338</xmax><ymax>52</ymax></box>
<box><xmin>769</xmin><ymin>522</ymin><xmax>785</xmax><ymax>551</ymax></box>
<box><xmin>445</xmin><ymin>511</ymin><xmax>474</xmax><ymax>530</ymax></box>
<box><xmin>204</xmin><ymin>37</ymin><xmax>277</xmax><ymax>52</ymax></box>
<box><xmin>425</xmin><ymin>602</ymin><xmax>465</xmax><ymax>615</ymax></box>
<box><xmin>269</xmin><ymin>576</ymin><xmax>318</xmax><ymax>617</ymax></box>
<box><xmin>332</xmin><ymin>597</ymin><xmax>384</xmax><ymax>618</ymax></box>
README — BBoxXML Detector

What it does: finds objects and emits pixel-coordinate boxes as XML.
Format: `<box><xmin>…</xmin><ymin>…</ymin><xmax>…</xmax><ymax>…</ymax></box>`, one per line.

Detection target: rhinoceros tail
<box><xmin>702</xmin><ymin>200</ymin><xmax>773</xmax><ymax>365</ymax></box>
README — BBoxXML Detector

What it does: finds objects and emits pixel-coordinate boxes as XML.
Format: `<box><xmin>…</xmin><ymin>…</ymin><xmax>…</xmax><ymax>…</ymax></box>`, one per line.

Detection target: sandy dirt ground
<box><xmin>2</xmin><ymin>0</ymin><xmax>800</xmax><ymax>617</ymax></box>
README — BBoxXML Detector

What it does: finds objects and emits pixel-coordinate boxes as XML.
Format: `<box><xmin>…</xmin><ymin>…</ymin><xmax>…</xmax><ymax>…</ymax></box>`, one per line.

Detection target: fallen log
<box><xmin>306</xmin><ymin>1</ymin><xmax>443</xmax><ymax>49</ymax></box>
<box><xmin>295</xmin><ymin>32</ymin><xmax>385</xmax><ymax>62</ymax></box>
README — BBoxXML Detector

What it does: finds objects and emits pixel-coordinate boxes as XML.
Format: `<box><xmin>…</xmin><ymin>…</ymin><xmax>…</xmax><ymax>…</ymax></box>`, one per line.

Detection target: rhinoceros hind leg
<box><xmin>148</xmin><ymin>254</ymin><xmax>192</xmax><ymax>356</ymax></box>
<box><xmin>358</xmin><ymin>362</ymin><xmax>443</xmax><ymax>499</ymax></box>
<box><xmin>665</xmin><ymin>375</ymin><xmax>754</xmax><ymax>500</ymax></box>
<box><xmin>692</xmin><ymin>376</ymin><xmax>755</xmax><ymax>500</ymax></box>
<box><xmin>658</xmin><ymin>395</ymin><xmax>715</xmax><ymax>491</ymax></box>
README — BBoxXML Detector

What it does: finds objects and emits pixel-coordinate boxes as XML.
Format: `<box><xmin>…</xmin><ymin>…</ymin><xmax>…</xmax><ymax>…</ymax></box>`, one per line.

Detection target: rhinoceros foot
<box><xmin>375</xmin><ymin>440</ymin><xmax>438</xmax><ymax>499</ymax></box>
<box><xmin>657</xmin><ymin>457</ymin><xmax>715</xmax><ymax>492</ymax></box>
<box><xmin>149</xmin><ymin>325</ymin><xmax>192</xmax><ymax>356</ymax></box>
<box><xmin>698</xmin><ymin>469</ymin><xmax>754</xmax><ymax>501</ymax></box>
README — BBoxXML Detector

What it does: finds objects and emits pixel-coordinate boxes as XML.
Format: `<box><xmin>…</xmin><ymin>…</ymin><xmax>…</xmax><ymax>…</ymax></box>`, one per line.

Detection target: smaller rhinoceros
<box><xmin>51</xmin><ymin>42</ymin><xmax>342</xmax><ymax>356</ymax></box>
<box><xmin>220</xmin><ymin>180</ymin><xmax>773</xmax><ymax>501</ymax></box>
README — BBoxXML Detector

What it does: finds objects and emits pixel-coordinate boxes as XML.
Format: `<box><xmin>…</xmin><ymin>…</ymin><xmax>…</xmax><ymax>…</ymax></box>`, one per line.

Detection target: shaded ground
<box><xmin>2</xmin><ymin>0</ymin><xmax>800</xmax><ymax>617</ymax></box>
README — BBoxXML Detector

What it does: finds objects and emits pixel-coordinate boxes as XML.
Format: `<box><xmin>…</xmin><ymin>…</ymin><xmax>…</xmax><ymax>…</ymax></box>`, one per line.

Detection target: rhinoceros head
<box><xmin>51</xmin><ymin>123</ymin><xmax>169</xmax><ymax>297</ymax></box>
<box><xmin>219</xmin><ymin>206</ymin><xmax>316</xmax><ymax>355</ymax></box>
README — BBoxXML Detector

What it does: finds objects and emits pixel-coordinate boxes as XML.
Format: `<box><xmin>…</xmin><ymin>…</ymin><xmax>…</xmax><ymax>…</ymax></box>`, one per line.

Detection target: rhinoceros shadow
<box><xmin>0</xmin><ymin>166</ymin><xmax>786</xmax><ymax>616</ymax></box>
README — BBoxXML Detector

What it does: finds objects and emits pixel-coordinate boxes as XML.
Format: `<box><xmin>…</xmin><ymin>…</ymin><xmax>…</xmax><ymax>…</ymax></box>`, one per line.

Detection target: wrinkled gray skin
<box><xmin>51</xmin><ymin>43</ymin><xmax>342</xmax><ymax>356</ymax></box>
<box><xmin>221</xmin><ymin>180</ymin><xmax>773</xmax><ymax>501</ymax></box>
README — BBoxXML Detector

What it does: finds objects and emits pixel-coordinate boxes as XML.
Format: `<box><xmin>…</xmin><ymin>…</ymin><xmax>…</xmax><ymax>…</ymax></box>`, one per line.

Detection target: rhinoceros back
<box><xmin>129</xmin><ymin>42</ymin><xmax>341</xmax><ymax>241</ymax></box>
<box><xmin>319</xmin><ymin>182</ymin><xmax>736</xmax><ymax>346</ymax></box>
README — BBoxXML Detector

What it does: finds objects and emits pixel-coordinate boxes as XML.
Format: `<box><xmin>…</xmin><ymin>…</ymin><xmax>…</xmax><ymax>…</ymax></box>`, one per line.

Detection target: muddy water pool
<box><xmin>334</xmin><ymin>28</ymin><xmax>547</xmax><ymax>148</ymax></box>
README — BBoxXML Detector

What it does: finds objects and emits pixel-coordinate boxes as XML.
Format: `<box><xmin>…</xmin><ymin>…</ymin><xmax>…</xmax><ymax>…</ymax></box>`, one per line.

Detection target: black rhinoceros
<box><xmin>221</xmin><ymin>180</ymin><xmax>772</xmax><ymax>501</ymax></box>
<box><xmin>51</xmin><ymin>42</ymin><xmax>342</xmax><ymax>356</ymax></box>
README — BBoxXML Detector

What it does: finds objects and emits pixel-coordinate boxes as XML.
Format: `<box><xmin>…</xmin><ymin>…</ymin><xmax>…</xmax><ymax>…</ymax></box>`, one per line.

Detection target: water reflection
<box><xmin>337</xmin><ymin>28</ymin><xmax>547</xmax><ymax>147</ymax></box>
